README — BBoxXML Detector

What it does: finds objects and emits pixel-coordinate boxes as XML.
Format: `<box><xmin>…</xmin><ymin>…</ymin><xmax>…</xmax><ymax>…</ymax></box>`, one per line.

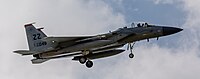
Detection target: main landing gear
<box><xmin>78</xmin><ymin>57</ymin><xmax>93</xmax><ymax>68</ymax></box>
<box><xmin>127</xmin><ymin>42</ymin><xmax>135</xmax><ymax>58</ymax></box>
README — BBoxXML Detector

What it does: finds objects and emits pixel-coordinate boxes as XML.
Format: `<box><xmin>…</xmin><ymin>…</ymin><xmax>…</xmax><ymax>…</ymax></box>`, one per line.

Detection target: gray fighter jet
<box><xmin>14</xmin><ymin>22</ymin><xmax>182</xmax><ymax>68</ymax></box>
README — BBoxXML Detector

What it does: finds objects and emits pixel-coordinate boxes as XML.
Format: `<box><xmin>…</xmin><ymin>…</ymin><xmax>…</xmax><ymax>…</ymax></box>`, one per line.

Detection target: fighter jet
<box><xmin>14</xmin><ymin>22</ymin><xmax>183</xmax><ymax>68</ymax></box>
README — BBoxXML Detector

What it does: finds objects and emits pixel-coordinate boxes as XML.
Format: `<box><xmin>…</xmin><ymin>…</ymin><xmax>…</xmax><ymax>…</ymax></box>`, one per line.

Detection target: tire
<box><xmin>129</xmin><ymin>53</ymin><xmax>134</xmax><ymax>58</ymax></box>
<box><xmin>79</xmin><ymin>57</ymin><xmax>87</xmax><ymax>64</ymax></box>
<box><xmin>86</xmin><ymin>60</ymin><xmax>93</xmax><ymax>68</ymax></box>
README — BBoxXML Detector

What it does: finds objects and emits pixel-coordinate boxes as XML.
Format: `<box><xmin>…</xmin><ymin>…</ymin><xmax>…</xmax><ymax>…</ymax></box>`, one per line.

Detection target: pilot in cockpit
<box><xmin>137</xmin><ymin>23</ymin><xmax>141</xmax><ymax>27</ymax></box>
<box><xmin>132</xmin><ymin>22</ymin><xmax>149</xmax><ymax>27</ymax></box>
<box><xmin>137</xmin><ymin>22</ymin><xmax>149</xmax><ymax>27</ymax></box>
<box><xmin>144</xmin><ymin>23</ymin><xmax>148</xmax><ymax>27</ymax></box>
<box><xmin>145</xmin><ymin>23</ymin><xmax>148</xmax><ymax>26</ymax></box>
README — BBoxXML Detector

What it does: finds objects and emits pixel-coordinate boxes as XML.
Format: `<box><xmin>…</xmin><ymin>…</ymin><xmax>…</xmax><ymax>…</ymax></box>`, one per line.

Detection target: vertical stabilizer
<box><xmin>25</xmin><ymin>24</ymin><xmax>48</xmax><ymax>51</ymax></box>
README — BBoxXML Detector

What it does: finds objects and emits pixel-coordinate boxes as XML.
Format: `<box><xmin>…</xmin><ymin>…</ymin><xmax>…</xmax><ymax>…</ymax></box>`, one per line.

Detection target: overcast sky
<box><xmin>1</xmin><ymin>0</ymin><xmax>200</xmax><ymax>79</ymax></box>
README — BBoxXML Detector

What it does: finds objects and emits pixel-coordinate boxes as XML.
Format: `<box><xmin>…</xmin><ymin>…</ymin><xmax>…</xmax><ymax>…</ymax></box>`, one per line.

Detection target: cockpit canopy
<box><xmin>116</xmin><ymin>22</ymin><xmax>152</xmax><ymax>32</ymax></box>
<box><xmin>130</xmin><ymin>22</ymin><xmax>150</xmax><ymax>27</ymax></box>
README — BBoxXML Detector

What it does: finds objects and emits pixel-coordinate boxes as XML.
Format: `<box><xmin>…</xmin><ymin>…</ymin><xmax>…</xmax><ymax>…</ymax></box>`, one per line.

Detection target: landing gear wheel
<box><xmin>79</xmin><ymin>57</ymin><xmax>87</xmax><ymax>64</ymax></box>
<box><xmin>129</xmin><ymin>53</ymin><xmax>134</xmax><ymax>58</ymax></box>
<box><xmin>86</xmin><ymin>60</ymin><xmax>93</xmax><ymax>68</ymax></box>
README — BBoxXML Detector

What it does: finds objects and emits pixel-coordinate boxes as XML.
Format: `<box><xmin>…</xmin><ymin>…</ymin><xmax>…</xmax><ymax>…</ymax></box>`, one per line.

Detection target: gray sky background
<box><xmin>0</xmin><ymin>0</ymin><xmax>200</xmax><ymax>79</ymax></box>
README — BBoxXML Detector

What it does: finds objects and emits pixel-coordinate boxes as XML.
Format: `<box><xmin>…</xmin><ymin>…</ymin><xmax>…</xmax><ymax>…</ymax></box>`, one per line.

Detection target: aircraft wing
<box><xmin>31</xmin><ymin>49</ymin><xmax>125</xmax><ymax>64</ymax></box>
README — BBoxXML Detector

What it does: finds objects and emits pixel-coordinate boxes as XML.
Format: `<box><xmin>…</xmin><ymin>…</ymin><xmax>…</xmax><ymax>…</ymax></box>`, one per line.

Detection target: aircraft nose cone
<box><xmin>163</xmin><ymin>27</ymin><xmax>183</xmax><ymax>36</ymax></box>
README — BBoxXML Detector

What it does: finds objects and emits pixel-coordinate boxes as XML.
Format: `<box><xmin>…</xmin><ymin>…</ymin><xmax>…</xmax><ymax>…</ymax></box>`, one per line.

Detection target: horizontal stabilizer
<box><xmin>31</xmin><ymin>59</ymin><xmax>49</xmax><ymax>64</ymax></box>
<box><xmin>13</xmin><ymin>50</ymin><xmax>38</xmax><ymax>55</ymax></box>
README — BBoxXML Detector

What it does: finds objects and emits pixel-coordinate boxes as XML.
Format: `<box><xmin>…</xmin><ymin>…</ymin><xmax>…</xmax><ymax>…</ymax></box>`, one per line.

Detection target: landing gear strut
<box><xmin>127</xmin><ymin>42</ymin><xmax>135</xmax><ymax>58</ymax></box>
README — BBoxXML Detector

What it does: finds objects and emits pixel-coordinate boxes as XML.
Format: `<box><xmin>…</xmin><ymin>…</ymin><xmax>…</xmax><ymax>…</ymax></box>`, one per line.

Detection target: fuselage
<box><xmin>38</xmin><ymin>24</ymin><xmax>182</xmax><ymax>58</ymax></box>
<box><xmin>59</xmin><ymin>25</ymin><xmax>181</xmax><ymax>52</ymax></box>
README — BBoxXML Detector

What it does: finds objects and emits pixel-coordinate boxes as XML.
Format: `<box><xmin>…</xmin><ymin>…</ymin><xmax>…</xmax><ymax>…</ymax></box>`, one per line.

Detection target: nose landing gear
<box><xmin>129</xmin><ymin>53</ymin><xmax>134</xmax><ymax>58</ymax></box>
<box><xmin>127</xmin><ymin>42</ymin><xmax>135</xmax><ymax>58</ymax></box>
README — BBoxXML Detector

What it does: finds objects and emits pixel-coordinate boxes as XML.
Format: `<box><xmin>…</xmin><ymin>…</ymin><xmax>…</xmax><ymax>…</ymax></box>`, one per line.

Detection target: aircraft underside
<box><xmin>32</xmin><ymin>43</ymin><xmax>127</xmax><ymax>68</ymax></box>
